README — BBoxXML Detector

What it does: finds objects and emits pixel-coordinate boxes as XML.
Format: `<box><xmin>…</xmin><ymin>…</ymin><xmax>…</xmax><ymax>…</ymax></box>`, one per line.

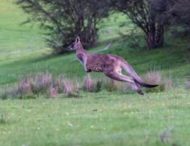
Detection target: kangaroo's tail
<box><xmin>121</xmin><ymin>61</ymin><xmax>158</xmax><ymax>88</ymax></box>
<box><xmin>133</xmin><ymin>79</ymin><xmax>158</xmax><ymax>88</ymax></box>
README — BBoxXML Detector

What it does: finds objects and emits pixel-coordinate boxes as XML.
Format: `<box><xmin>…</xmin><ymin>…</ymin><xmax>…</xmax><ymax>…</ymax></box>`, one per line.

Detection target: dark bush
<box><xmin>17</xmin><ymin>0</ymin><xmax>111</xmax><ymax>54</ymax></box>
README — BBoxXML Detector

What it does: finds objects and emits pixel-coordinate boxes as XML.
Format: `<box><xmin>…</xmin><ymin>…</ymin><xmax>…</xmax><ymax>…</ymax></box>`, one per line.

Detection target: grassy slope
<box><xmin>1</xmin><ymin>37</ymin><xmax>189</xmax><ymax>85</ymax></box>
<box><xmin>0</xmin><ymin>0</ymin><xmax>48</xmax><ymax>57</ymax></box>
<box><xmin>0</xmin><ymin>3</ymin><xmax>189</xmax><ymax>85</ymax></box>
<box><xmin>0</xmin><ymin>0</ymin><xmax>190</xmax><ymax>146</ymax></box>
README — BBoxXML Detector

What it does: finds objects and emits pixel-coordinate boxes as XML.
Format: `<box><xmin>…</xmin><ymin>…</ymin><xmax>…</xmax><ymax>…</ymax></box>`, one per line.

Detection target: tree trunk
<box><xmin>147</xmin><ymin>22</ymin><xmax>156</xmax><ymax>49</ymax></box>
<box><xmin>146</xmin><ymin>24</ymin><xmax>164</xmax><ymax>49</ymax></box>
<box><xmin>155</xmin><ymin>24</ymin><xmax>164</xmax><ymax>47</ymax></box>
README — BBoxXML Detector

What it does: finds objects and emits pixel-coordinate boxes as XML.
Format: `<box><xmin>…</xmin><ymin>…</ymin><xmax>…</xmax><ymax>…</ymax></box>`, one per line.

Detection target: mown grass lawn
<box><xmin>0</xmin><ymin>89</ymin><xmax>190</xmax><ymax>146</ymax></box>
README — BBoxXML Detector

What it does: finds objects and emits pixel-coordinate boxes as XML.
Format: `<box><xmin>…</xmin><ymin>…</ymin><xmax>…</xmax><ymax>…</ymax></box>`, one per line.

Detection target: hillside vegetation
<box><xmin>0</xmin><ymin>1</ymin><xmax>190</xmax><ymax>85</ymax></box>
<box><xmin>0</xmin><ymin>36</ymin><xmax>189</xmax><ymax>85</ymax></box>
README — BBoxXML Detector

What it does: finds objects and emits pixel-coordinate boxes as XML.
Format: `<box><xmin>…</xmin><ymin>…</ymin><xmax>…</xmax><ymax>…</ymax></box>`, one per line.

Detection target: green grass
<box><xmin>0</xmin><ymin>0</ymin><xmax>190</xmax><ymax>146</ymax></box>
<box><xmin>0</xmin><ymin>0</ymin><xmax>50</xmax><ymax>64</ymax></box>
<box><xmin>0</xmin><ymin>37</ymin><xmax>189</xmax><ymax>85</ymax></box>
<box><xmin>0</xmin><ymin>1</ymin><xmax>189</xmax><ymax>85</ymax></box>
<box><xmin>1</xmin><ymin>89</ymin><xmax>190</xmax><ymax>146</ymax></box>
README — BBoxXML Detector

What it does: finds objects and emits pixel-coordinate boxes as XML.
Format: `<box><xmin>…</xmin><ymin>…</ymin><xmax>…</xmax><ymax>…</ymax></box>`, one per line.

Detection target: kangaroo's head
<box><xmin>67</xmin><ymin>36</ymin><xmax>84</xmax><ymax>51</ymax></box>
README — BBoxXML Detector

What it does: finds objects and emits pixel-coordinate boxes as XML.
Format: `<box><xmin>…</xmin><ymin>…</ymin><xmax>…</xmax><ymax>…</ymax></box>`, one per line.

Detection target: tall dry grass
<box><xmin>0</xmin><ymin>71</ymin><xmax>175</xmax><ymax>99</ymax></box>
<box><xmin>83</xmin><ymin>75</ymin><xmax>96</xmax><ymax>92</ymax></box>
<box><xmin>0</xmin><ymin>72</ymin><xmax>81</xmax><ymax>99</ymax></box>
<box><xmin>143</xmin><ymin>71</ymin><xmax>173</xmax><ymax>92</ymax></box>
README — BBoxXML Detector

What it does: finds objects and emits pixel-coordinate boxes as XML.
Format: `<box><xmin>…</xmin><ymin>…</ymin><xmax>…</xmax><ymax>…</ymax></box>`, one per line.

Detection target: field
<box><xmin>0</xmin><ymin>0</ymin><xmax>190</xmax><ymax>146</ymax></box>
<box><xmin>1</xmin><ymin>90</ymin><xmax>190</xmax><ymax>146</ymax></box>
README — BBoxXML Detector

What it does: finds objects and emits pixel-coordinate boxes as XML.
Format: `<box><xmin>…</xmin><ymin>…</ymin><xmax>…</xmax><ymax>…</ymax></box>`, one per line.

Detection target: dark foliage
<box><xmin>112</xmin><ymin>0</ymin><xmax>169</xmax><ymax>49</ymax></box>
<box><xmin>167</xmin><ymin>0</ymin><xmax>190</xmax><ymax>37</ymax></box>
<box><xmin>16</xmin><ymin>0</ymin><xmax>190</xmax><ymax>52</ymax></box>
<box><xmin>168</xmin><ymin>0</ymin><xmax>190</xmax><ymax>26</ymax></box>
<box><xmin>17</xmin><ymin>0</ymin><xmax>111</xmax><ymax>54</ymax></box>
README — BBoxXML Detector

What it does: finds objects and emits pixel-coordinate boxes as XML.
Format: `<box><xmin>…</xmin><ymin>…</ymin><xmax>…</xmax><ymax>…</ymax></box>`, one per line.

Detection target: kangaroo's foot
<box><xmin>137</xmin><ymin>89</ymin><xmax>144</xmax><ymax>95</ymax></box>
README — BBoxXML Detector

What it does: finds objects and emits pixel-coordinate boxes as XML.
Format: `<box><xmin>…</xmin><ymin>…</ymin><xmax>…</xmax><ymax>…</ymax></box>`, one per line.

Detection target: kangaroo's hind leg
<box><xmin>104</xmin><ymin>71</ymin><xmax>144</xmax><ymax>95</ymax></box>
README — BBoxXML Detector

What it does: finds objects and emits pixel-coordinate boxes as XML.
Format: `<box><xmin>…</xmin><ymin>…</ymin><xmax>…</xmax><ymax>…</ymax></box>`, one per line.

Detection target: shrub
<box><xmin>16</xmin><ymin>0</ymin><xmax>111</xmax><ymax>53</ymax></box>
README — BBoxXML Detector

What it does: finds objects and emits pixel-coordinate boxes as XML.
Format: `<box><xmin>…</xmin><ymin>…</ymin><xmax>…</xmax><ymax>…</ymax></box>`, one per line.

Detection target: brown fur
<box><xmin>72</xmin><ymin>37</ymin><xmax>157</xmax><ymax>95</ymax></box>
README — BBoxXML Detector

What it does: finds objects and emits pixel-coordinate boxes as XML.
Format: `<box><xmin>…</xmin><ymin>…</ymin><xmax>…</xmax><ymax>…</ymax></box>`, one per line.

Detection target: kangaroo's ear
<box><xmin>75</xmin><ymin>36</ymin><xmax>80</xmax><ymax>43</ymax></box>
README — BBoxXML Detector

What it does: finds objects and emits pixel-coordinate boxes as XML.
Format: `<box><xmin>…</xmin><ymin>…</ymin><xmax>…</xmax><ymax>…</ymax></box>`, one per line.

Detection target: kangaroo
<box><xmin>70</xmin><ymin>37</ymin><xmax>158</xmax><ymax>95</ymax></box>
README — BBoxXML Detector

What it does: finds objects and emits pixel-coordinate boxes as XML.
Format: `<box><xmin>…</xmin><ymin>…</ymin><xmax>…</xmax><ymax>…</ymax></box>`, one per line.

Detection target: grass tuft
<box><xmin>185</xmin><ymin>80</ymin><xmax>190</xmax><ymax>89</ymax></box>
<box><xmin>0</xmin><ymin>112</ymin><xmax>8</xmax><ymax>124</ymax></box>
<box><xmin>102</xmin><ymin>78</ymin><xmax>130</xmax><ymax>93</ymax></box>
<box><xmin>18</xmin><ymin>78</ymin><xmax>33</xmax><ymax>98</ymax></box>
<box><xmin>83</xmin><ymin>75</ymin><xmax>97</xmax><ymax>92</ymax></box>
<box><xmin>62</xmin><ymin>79</ymin><xmax>79</xmax><ymax>97</ymax></box>
<box><xmin>30</xmin><ymin>72</ymin><xmax>53</xmax><ymax>95</ymax></box>
<box><xmin>144</xmin><ymin>71</ymin><xmax>174</xmax><ymax>93</ymax></box>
